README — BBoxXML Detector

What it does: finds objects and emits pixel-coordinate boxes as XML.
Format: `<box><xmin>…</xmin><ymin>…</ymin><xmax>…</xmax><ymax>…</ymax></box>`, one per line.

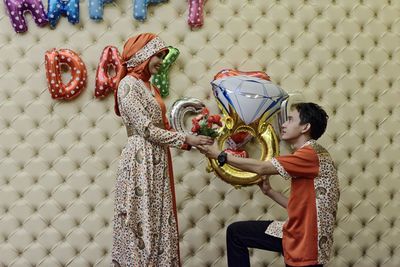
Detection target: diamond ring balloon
<box><xmin>211</xmin><ymin>75</ymin><xmax>288</xmax><ymax>125</ymax></box>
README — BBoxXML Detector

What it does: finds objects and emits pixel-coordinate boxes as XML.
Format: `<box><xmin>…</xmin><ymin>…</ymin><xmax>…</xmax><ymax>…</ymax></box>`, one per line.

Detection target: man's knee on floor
<box><xmin>226</xmin><ymin>221</ymin><xmax>245</xmax><ymax>239</ymax></box>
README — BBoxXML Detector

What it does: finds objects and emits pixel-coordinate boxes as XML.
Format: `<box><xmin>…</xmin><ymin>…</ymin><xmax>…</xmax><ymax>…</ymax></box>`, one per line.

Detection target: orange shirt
<box><xmin>268</xmin><ymin>140</ymin><xmax>339</xmax><ymax>266</ymax></box>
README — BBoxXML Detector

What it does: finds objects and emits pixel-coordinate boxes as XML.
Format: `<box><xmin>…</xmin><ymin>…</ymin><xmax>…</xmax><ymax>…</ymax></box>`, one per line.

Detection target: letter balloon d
<box><xmin>44</xmin><ymin>48</ymin><xmax>87</xmax><ymax>100</ymax></box>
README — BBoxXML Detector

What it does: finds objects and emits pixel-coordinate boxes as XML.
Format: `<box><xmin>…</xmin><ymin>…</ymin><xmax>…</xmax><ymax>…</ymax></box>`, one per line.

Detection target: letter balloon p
<box><xmin>44</xmin><ymin>48</ymin><xmax>87</xmax><ymax>100</ymax></box>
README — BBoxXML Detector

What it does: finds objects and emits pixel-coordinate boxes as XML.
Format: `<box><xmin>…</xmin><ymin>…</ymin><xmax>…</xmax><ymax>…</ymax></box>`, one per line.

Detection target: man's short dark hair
<box><xmin>292</xmin><ymin>102</ymin><xmax>329</xmax><ymax>140</ymax></box>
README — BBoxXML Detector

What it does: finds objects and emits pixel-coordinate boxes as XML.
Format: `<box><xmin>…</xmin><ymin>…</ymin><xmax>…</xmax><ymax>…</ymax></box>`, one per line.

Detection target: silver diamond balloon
<box><xmin>211</xmin><ymin>75</ymin><xmax>288</xmax><ymax>124</ymax></box>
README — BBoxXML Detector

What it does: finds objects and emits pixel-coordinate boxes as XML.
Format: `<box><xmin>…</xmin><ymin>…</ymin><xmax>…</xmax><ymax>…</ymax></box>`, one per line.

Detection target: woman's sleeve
<box><xmin>119</xmin><ymin>79</ymin><xmax>186</xmax><ymax>148</ymax></box>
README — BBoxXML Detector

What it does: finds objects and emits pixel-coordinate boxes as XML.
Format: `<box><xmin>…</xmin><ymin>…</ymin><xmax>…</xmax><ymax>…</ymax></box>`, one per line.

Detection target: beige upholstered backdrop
<box><xmin>1</xmin><ymin>0</ymin><xmax>399</xmax><ymax>266</ymax></box>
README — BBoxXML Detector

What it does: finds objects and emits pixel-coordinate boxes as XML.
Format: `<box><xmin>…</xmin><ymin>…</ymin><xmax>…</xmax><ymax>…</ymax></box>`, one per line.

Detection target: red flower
<box><xmin>191</xmin><ymin>107</ymin><xmax>222</xmax><ymax>137</ymax></box>
<box><xmin>208</xmin><ymin>115</ymin><xmax>222</xmax><ymax>126</ymax></box>
<box><xmin>194</xmin><ymin>114</ymin><xmax>203</xmax><ymax>121</ymax></box>
<box><xmin>201</xmin><ymin>107</ymin><xmax>209</xmax><ymax>116</ymax></box>
<box><xmin>191</xmin><ymin>123</ymin><xmax>200</xmax><ymax>133</ymax></box>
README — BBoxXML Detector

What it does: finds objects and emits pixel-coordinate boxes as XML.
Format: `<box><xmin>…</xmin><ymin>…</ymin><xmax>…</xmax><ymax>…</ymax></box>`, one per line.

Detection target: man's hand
<box><xmin>197</xmin><ymin>142</ymin><xmax>221</xmax><ymax>159</ymax></box>
<box><xmin>257</xmin><ymin>176</ymin><xmax>288</xmax><ymax>208</ymax></box>
<box><xmin>258</xmin><ymin>176</ymin><xmax>273</xmax><ymax>196</ymax></box>
<box><xmin>185</xmin><ymin>134</ymin><xmax>214</xmax><ymax>146</ymax></box>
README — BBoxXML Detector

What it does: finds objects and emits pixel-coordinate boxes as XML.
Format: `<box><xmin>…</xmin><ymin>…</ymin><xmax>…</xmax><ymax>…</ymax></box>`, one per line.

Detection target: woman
<box><xmin>112</xmin><ymin>33</ymin><xmax>213</xmax><ymax>267</ymax></box>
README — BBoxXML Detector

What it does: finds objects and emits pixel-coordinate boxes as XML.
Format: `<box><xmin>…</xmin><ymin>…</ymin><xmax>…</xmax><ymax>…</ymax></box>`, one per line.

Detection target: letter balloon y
<box><xmin>188</xmin><ymin>0</ymin><xmax>205</xmax><ymax>28</ymax></box>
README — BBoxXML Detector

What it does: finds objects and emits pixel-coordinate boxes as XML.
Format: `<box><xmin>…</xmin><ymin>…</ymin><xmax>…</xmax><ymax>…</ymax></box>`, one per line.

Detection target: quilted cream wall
<box><xmin>1</xmin><ymin>0</ymin><xmax>399</xmax><ymax>266</ymax></box>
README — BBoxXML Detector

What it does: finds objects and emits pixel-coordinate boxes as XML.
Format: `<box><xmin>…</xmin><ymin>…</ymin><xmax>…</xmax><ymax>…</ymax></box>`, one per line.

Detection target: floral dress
<box><xmin>112</xmin><ymin>75</ymin><xmax>185</xmax><ymax>267</ymax></box>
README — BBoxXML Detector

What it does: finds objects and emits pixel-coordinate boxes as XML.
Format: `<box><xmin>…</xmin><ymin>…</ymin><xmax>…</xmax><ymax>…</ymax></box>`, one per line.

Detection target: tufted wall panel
<box><xmin>1</xmin><ymin>0</ymin><xmax>399</xmax><ymax>266</ymax></box>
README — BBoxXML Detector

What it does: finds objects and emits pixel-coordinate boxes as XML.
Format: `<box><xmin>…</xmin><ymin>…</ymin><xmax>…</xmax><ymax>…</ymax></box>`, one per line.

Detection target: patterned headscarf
<box><xmin>114</xmin><ymin>33</ymin><xmax>167</xmax><ymax>116</ymax></box>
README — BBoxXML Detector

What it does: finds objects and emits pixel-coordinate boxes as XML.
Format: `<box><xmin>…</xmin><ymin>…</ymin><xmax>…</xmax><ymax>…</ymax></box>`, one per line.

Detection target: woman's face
<box><xmin>148</xmin><ymin>50</ymin><xmax>167</xmax><ymax>75</ymax></box>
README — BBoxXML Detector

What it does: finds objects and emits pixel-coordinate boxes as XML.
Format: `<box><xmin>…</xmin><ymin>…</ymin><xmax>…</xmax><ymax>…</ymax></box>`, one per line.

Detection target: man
<box><xmin>199</xmin><ymin>102</ymin><xmax>340</xmax><ymax>267</ymax></box>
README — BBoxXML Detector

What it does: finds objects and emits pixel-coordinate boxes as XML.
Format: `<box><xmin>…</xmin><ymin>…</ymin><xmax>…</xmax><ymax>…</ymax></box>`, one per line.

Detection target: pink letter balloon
<box><xmin>94</xmin><ymin>46</ymin><xmax>124</xmax><ymax>98</ymax></box>
<box><xmin>188</xmin><ymin>0</ymin><xmax>205</xmax><ymax>28</ymax></box>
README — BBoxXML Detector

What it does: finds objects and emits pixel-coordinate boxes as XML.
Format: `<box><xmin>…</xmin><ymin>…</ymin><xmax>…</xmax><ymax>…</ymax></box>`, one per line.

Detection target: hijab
<box><xmin>114</xmin><ymin>33</ymin><xmax>167</xmax><ymax>116</ymax></box>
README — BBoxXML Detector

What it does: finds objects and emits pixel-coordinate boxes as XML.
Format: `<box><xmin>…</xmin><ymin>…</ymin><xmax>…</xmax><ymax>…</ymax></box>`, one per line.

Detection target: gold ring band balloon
<box><xmin>207</xmin><ymin>121</ymin><xmax>280</xmax><ymax>187</ymax></box>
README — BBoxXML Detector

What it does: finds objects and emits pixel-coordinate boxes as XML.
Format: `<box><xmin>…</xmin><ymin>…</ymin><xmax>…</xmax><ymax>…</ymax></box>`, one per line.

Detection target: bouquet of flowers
<box><xmin>191</xmin><ymin>107</ymin><xmax>222</xmax><ymax>138</ymax></box>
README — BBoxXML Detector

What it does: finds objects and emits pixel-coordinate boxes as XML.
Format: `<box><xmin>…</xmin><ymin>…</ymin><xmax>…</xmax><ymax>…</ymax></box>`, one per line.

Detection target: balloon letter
<box><xmin>45</xmin><ymin>48</ymin><xmax>87</xmax><ymax>100</ymax></box>
<box><xmin>89</xmin><ymin>0</ymin><xmax>112</xmax><ymax>20</ymax></box>
<box><xmin>95</xmin><ymin>46</ymin><xmax>124</xmax><ymax>98</ymax></box>
<box><xmin>4</xmin><ymin>0</ymin><xmax>48</xmax><ymax>33</ymax></box>
<box><xmin>169</xmin><ymin>97</ymin><xmax>205</xmax><ymax>133</ymax></box>
<box><xmin>133</xmin><ymin>0</ymin><xmax>165</xmax><ymax>21</ymax></box>
<box><xmin>151</xmin><ymin>46</ymin><xmax>180</xmax><ymax>98</ymax></box>
<box><xmin>188</xmin><ymin>0</ymin><xmax>205</xmax><ymax>28</ymax></box>
<box><xmin>48</xmin><ymin>0</ymin><xmax>79</xmax><ymax>28</ymax></box>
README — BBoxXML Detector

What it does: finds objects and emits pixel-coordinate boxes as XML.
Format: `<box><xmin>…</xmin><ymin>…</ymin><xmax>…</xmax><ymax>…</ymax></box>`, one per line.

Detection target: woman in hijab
<box><xmin>112</xmin><ymin>33</ymin><xmax>213</xmax><ymax>266</ymax></box>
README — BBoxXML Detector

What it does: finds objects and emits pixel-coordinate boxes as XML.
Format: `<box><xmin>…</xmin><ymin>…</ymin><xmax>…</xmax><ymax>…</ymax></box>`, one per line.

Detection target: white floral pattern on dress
<box><xmin>112</xmin><ymin>75</ymin><xmax>185</xmax><ymax>267</ymax></box>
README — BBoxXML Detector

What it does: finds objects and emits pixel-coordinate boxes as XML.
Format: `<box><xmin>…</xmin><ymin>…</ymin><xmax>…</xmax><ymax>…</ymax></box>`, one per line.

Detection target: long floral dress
<box><xmin>112</xmin><ymin>75</ymin><xmax>185</xmax><ymax>267</ymax></box>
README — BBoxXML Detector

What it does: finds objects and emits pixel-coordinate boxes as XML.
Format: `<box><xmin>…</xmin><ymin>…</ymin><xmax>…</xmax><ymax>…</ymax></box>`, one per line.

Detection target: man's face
<box><xmin>281</xmin><ymin>109</ymin><xmax>308</xmax><ymax>142</ymax></box>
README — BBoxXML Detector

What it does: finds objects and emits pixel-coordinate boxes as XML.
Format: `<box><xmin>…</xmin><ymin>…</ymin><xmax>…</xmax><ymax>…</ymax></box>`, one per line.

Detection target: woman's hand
<box><xmin>185</xmin><ymin>134</ymin><xmax>214</xmax><ymax>146</ymax></box>
<box><xmin>258</xmin><ymin>176</ymin><xmax>273</xmax><ymax>196</ymax></box>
